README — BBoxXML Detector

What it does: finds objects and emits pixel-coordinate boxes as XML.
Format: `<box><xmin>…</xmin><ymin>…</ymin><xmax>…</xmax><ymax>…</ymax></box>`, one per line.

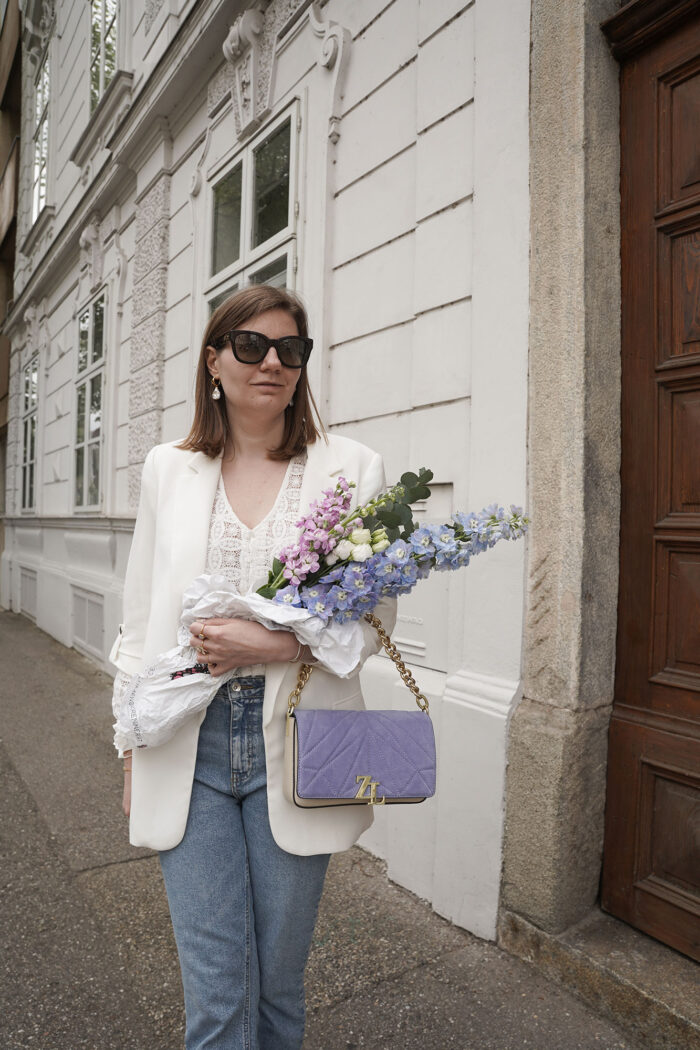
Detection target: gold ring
<box><xmin>198</xmin><ymin>631</ymin><xmax>206</xmax><ymax>640</ymax></box>
<box><xmin>197</xmin><ymin>645</ymin><xmax>208</xmax><ymax>656</ymax></box>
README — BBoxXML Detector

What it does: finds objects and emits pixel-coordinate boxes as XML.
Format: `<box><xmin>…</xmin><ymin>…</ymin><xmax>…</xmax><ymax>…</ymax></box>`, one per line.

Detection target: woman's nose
<box><xmin>260</xmin><ymin>345</ymin><xmax>282</xmax><ymax>369</ymax></box>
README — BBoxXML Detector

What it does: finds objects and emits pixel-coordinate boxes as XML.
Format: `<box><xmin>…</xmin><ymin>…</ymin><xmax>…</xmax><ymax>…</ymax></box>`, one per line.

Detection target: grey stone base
<box><xmin>501</xmin><ymin>696</ymin><xmax>612</xmax><ymax>932</ymax></box>
<box><xmin>497</xmin><ymin>907</ymin><xmax>700</xmax><ymax>1050</ymax></box>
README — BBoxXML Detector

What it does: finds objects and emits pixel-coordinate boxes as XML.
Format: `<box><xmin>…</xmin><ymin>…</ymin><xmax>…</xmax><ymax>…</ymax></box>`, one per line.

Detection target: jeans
<box><xmin>158</xmin><ymin>675</ymin><xmax>331</xmax><ymax>1050</ymax></box>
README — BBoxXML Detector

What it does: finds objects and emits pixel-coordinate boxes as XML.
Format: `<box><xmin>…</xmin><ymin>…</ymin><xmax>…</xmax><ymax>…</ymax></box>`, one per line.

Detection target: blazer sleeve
<box><xmin>352</xmin><ymin>449</ymin><xmax>398</xmax><ymax>669</ymax></box>
<box><xmin>108</xmin><ymin>446</ymin><xmax>159</xmax><ymax>678</ymax></box>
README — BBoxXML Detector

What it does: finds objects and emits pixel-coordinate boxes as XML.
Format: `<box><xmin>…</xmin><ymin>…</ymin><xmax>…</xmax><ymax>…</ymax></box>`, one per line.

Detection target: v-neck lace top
<box><xmin>112</xmin><ymin>449</ymin><xmax>308</xmax><ymax>756</ymax></box>
<box><xmin>205</xmin><ymin>450</ymin><xmax>306</xmax><ymax>593</ymax></box>
<box><xmin>203</xmin><ymin>449</ymin><xmax>307</xmax><ymax>676</ymax></box>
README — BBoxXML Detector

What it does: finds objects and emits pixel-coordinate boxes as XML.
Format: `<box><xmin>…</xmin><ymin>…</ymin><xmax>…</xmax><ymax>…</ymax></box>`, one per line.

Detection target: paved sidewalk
<box><xmin>0</xmin><ymin>609</ymin><xmax>644</xmax><ymax>1050</ymax></box>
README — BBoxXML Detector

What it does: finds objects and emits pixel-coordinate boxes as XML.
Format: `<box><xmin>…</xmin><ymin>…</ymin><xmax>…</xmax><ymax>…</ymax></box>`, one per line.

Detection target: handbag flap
<box><xmin>293</xmin><ymin>709</ymin><xmax>436</xmax><ymax>801</ymax></box>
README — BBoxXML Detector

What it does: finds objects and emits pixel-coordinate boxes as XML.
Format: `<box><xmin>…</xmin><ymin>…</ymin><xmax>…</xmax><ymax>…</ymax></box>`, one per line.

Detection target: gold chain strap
<box><xmin>363</xmin><ymin>612</ymin><xmax>430</xmax><ymax>713</ymax></box>
<box><xmin>286</xmin><ymin>613</ymin><xmax>430</xmax><ymax>726</ymax></box>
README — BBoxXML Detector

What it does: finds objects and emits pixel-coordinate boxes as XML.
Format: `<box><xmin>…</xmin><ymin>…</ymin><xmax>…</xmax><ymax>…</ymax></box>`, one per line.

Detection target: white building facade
<box><xmin>2</xmin><ymin>0</ymin><xmax>530</xmax><ymax>940</ymax></box>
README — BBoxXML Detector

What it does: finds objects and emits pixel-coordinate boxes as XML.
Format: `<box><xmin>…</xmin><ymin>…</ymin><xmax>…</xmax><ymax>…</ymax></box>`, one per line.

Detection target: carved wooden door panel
<box><xmin>600</xmin><ymin>7</ymin><xmax>700</xmax><ymax>961</ymax></box>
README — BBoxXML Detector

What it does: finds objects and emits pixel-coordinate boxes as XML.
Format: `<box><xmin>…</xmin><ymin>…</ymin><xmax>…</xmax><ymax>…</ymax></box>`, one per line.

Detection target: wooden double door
<box><xmin>601</xmin><ymin>4</ymin><xmax>700</xmax><ymax>961</ymax></box>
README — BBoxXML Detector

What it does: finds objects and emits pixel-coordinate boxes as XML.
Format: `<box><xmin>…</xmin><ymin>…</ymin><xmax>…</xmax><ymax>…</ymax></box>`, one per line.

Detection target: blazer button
<box><xmin>231</xmin><ymin>682</ymin><xmax>241</xmax><ymax>692</ymax></box>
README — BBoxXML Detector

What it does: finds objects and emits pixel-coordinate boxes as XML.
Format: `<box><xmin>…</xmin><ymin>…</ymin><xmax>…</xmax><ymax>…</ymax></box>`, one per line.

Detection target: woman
<box><xmin>109</xmin><ymin>284</ymin><xmax>396</xmax><ymax>1050</ymax></box>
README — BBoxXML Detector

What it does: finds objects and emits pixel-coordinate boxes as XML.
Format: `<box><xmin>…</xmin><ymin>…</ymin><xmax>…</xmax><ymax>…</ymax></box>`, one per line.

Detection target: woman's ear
<box><xmin>205</xmin><ymin>345</ymin><xmax>218</xmax><ymax>375</ymax></box>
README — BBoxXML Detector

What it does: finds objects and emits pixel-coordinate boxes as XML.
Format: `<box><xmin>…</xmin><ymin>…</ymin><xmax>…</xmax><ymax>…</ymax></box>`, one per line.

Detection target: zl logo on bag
<box><xmin>283</xmin><ymin>614</ymin><xmax>437</xmax><ymax>809</ymax></box>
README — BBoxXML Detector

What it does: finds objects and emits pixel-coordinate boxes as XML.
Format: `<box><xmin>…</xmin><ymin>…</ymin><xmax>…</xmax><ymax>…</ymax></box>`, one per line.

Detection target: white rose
<box><xmin>325</xmin><ymin>552</ymin><xmax>340</xmax><ymax>566</ymax></box>
<box><xmin>372</xmin><ymin>538</ymin><xmax>390</xmax><ymax>552</ymax></box>
<box><xmin>350</xmin><ymin>528</ymin><xmax>372</xmax><ymax>545</ymax></box>
<box><xmin>351</xmin><ymin>543</ymin><xmax>374</xmax><ymax>562</ymax></box>
<box><xmin>335</xmin><ymin>539</ymin><xmax>354</xmax><ymax>559</ymax></box>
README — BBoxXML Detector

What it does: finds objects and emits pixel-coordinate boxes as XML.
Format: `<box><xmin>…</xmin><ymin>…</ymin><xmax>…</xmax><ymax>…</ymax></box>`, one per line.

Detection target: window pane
<box><xmin>76</xmin><ymin>383</ymin><xmax>86</xmax><ymax>444</ymax></box>
<box><xmin>208</xmin><ymin>285</ymin><xmax>239</xmax><ymax>315</ymax></box>
<box><xmin>23</xmin><ymin>369</ymin><xmax>29</xmax><ymax>413</ymax></box>
<box><xmin>91</xmin><ymin>2</ymin><xmax>100</xmax><ymax>64</ymax></box>
<box><xmin>30</xmin><ymin>360</ymin><xmax>38</xmax><ymax>408</ymax></box>
<box><xmin>90</xmin><ymin>57</ymin><xmax>100</xmax><ymax>112</ymax></box>
<box><xmin>29</xmin><ymin>414</ymin><xmax>36</xmax><ymax>461</ymax></box>
<box><xmin>252</xmin><ymin>120</ymin><xmax>290</xmax><ymax>248</ymax></box>
<box><xmin>38</xmin><ymin>157</ymin><xmax>47</xmax><ymax>214</ymax></box>
<box><xmin>78</xmin><ymin>309</ymin><xmax>89</xmax><ymax>371</ymax></box>
<box><xmin>248</xmin><ymin>255</ymin><xmax>287</xmax><ymax>288</ymax></box>
<box><xmin>104</xmin><ymin>20</ymin><xmax>116</xmax><ymax>87</ymax></box>
<box><xmin>33</xmin><ymin>137</ymin><xmax>42</xmax><ymax>212</ymax></box>
<box><xmin>22</xmin><ymin>464</ymin><xmax>27</xmax><ymax>508</ymax></box>
<box><xmin>75</xmin><ymin>446</ymin><xmax>84</xmax><ymax>505</ymax></box>
<box><xmin>212</xmin><ymin>163</ymin><xmax>242</xmax><ymax>275</ymax></box>
<box><xmin>40</xmin><ymin>57</ymin><xmax>49</xmax><ymax>111</ymax></box>
<box><xmin>89</xmin><ymin>373</ymin><xmax>102</xmax><ymax>438</ymax></box>
<box><xmin>23</xmin><ymin>418</ymin><xmax>28</xmax><ymax>462</ymax></box>
<box><xmin>92</xmin><ymin>298</ymin><xmax>104</xmax><ymax>362</ymax></box>
<box><xmin>28</xmin><ymin>463</ymin><xmax>34</xmax><ymax>508</ymax></box>
<box><xmin>88</xmin><ymin>442</ymin><xmax>100</xmax><ymax>505</ymax></box>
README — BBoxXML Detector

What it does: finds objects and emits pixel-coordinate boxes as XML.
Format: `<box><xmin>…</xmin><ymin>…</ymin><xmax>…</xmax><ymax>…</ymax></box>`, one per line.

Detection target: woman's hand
<box><xmin>122</xmin><ymin>767</ymin><xmax>131</xmax><ymax>817</ymax></box>
<box><xmin>189</xmin><ymin>617</ymin><xmax>301</xmax><ymax>676</ymax></box>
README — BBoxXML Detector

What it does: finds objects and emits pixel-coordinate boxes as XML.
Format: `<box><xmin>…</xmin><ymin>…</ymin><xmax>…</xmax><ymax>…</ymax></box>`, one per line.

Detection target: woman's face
<box><xmin>206</xmin><ymin>307</ymin><xmax>303</xmax><ymax>419</ymax></box>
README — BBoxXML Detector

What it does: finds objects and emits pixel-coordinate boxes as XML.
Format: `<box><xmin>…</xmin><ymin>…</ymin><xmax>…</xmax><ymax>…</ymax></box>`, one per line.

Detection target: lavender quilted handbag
<box><xmin>284</xmin><ymin>613</ymin><xmax>436</xmax><ymax>808</ymax></box>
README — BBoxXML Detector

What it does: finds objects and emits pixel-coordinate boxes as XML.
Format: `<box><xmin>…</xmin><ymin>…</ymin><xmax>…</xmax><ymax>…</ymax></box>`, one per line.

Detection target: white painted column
<box><xmin>431</xmin><ymin>0</ymin><xmax>530</xmax><ymax>939</ymax></box>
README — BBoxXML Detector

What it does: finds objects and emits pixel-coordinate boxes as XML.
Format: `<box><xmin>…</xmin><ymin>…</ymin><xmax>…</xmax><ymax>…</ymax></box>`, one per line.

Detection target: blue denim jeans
<box><xmin>158</xmin><ymin>675</ymin><xmax>330</xmax><ymax>1050</ymax></box>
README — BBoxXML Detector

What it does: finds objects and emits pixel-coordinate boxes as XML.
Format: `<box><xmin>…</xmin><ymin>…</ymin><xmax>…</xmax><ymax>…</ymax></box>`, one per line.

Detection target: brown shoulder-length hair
<box><xmin>175</xmin><ymin>285</ymin><xmax>327</xmax><ymax>461</ymax></box>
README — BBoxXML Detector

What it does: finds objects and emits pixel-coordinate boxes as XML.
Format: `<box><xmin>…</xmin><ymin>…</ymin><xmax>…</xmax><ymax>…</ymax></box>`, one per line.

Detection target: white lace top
<box><xmin>203</xmin><ymin>449</ymin><xmax>307</xmax><ymax>676</ymax></box>
<box><xmin>111</xmin><ymin>450</ymin><xmax>307</xmax><ymax>756</ymax></box>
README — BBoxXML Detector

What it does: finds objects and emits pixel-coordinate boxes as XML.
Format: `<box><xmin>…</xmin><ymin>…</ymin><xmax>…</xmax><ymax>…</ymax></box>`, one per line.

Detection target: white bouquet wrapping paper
<box><xmin>112</xmin><ymin>573</ymin><xmax>365</xmax><ymax>751</ymax></box>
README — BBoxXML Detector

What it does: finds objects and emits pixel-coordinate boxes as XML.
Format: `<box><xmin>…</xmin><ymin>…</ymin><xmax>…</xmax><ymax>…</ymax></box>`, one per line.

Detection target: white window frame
<box><xmin>205</xmin><ymin>100</ymin><xmax>301</xmax><ymax>308</ymax></box>
<box><xmin>90</xmin><ymin>0</ymin><xmax>118</xmax><ymax>114</ymax></box>
<box><xmin>31</xmin><ymin>47</ymin><xmax>50</xmax><ymax>224</ymax></box>
<box><xmin>73</xmin><ymin>291</ymin><xmax>106</xmax><ymax>512</ymax></box>
<box><xmin>20</xmin><ymin>354</ymin><xmax>38</xmax><ymax>512</ymax></box>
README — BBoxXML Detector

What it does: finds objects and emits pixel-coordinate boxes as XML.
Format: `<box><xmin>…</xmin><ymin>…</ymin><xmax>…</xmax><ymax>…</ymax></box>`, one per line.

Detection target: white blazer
<box><xmin>108</xmin><ymin>432</ymin><xmax>397</xmax><ymax>855</ymax></box>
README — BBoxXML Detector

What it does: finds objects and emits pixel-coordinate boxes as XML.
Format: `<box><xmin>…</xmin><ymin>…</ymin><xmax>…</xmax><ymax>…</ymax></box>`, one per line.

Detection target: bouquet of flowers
<box><xmin>112</xmin><ymin>467</ymin><xmax>529</xmax><ymax>752</ymax></box>
<box><xmin>256</xmin><ymin>468</ymin><xmax>529</xmax><ymax>624</ymax></box>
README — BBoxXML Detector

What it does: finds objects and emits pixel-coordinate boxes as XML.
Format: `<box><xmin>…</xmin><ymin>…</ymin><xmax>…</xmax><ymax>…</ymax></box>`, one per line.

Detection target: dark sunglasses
<box><xmin>213</xmin><ymin>329</ymin><xmax>313</xmax><ymax>369</ymax></box>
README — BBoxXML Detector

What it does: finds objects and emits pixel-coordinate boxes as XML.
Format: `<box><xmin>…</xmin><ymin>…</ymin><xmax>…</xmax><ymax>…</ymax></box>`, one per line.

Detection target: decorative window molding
<box><xmin>20</xmin><ymin>353</ymin><xmax>38</xmax><ymax>511</ymax></box>
<box><xmin>70</xmin><ymin>68</ymin><xmax>133</xmax><ymax>179</ymax></box>
<box><xmin>19</xmin><ymin>0</ymin><xmax>55</xmax><ymax>67</ymax></box>
<box><xmin>31</xmin><ymin>47</ymin><xmax>49</xmax><ymax>224</ymax></box>
<box><xmin>20</xmin><ymin>201</ymin><xmax>54</xmax><ymax>258</ymax></box>
<box><xmin>203</xmin><ymin>101</ymin><xmax>300</xmax><ymax>308</ymax></box>
<box><xmin>90</xmin><ymin>0</ymin><xmax>118</xmax><ymax>114</ymax></box>
<box><xmin>74</xmin><ymin>292</ymin><xmax>106</xmax><ymax>510</ymax></box>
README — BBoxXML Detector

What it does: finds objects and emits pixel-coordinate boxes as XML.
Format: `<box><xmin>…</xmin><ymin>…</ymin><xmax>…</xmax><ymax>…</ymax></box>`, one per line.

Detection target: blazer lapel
<box><xmin>169</xmin><ymin>447</ymin><xmax>224</xmax><ymax>599</ymax></box>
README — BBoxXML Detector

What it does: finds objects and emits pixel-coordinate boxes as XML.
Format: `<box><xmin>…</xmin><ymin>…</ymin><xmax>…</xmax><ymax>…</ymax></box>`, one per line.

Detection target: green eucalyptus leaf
<box><xmin>400</xmin><ymin>471</ymin><xmax>419</xmax><ymax>487</ymax></box>
<box><xmin>377</xmin><ymin>509</ymin><xmax>402</xmax><ymax>527</ymax></box>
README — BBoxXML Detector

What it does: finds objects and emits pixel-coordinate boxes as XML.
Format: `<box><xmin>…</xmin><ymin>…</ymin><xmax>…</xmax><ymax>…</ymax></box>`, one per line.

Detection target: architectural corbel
<box><xmin>223</xmin><ymin>1</ymin><xmax>270</xmax><ymax>138</ymax></box>
<box><xmin>73</xmin><ymin>215</ymin><xmax>103</xmax><ymax>315</ymax></box>
<box><xmin>19</xmin><ymin>0</ymin><xmax>55</xmax><ymax>66</ymax></box>
<box><xmin>308</xmin><ymin>1</ymin><xmax>352</xmax><ymax>144</ymax></box>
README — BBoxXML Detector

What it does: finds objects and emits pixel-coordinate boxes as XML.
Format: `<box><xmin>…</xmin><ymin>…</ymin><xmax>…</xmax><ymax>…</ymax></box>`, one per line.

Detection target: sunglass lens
<box><xmin>276</xmin><ymin>338</ymin><xmax>307</xmax><ymax>367</ymax></box>
<box><xmin>233</xmin><ymin>332</ymin><xmax>267</xmax><ymax>362</ymax></box>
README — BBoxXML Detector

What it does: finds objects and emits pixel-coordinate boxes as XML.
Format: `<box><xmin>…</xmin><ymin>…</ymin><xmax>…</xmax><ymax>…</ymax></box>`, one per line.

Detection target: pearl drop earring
<box><xmin>211</xmin><ymin>376</ymin><xmax>221</xmax><ymax>401</ymax></box>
